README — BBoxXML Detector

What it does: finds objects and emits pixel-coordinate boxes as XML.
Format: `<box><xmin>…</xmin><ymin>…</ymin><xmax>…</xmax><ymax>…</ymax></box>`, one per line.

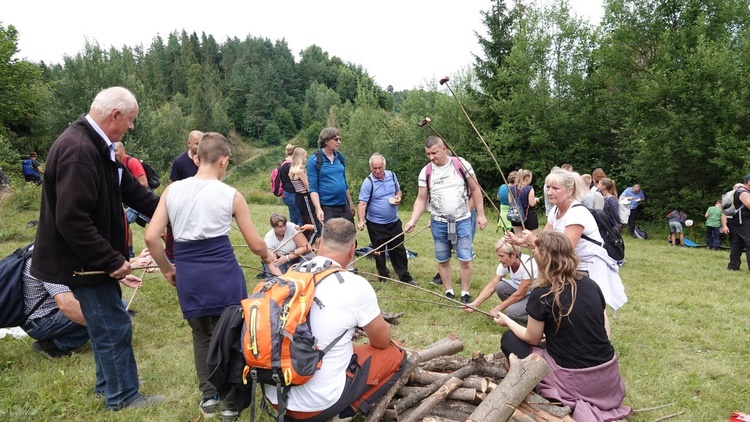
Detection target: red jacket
<box><xmin>30</xmin><ymin>115</ymin><xmax>159</xmax><ymax>286</ymax></box>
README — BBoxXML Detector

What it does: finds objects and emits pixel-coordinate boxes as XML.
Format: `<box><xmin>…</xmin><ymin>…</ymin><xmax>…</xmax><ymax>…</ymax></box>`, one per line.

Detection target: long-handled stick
<box><xmin>358</xmin><ymin>270</ymin><xmax>495</xmax><ymax>318</ymax></box>
<box><xmin>439</xmin><ymin>76</ymin><xmax>526</xmax><ymax>234</ymax></box>
<box><xmin>73</xmin><ymin>265</ymin><xmax>160</xmax><ymax>277</ymax></box>
<box><xmin>350</xmin><ymin>225</ymin><xmax>431</xmax><ymax>266</ymax></box>
<box><xmin>125</xmin><ymin>269</ymin><xmax>146</xmax><ymax>311</ymax></box>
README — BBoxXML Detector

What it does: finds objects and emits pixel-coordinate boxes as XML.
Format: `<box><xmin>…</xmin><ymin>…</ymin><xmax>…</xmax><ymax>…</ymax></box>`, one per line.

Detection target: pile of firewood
<box><xmin>364</xmin><ymin>334</ymin><xmax>574</xmax><ymax>422</ymax></box>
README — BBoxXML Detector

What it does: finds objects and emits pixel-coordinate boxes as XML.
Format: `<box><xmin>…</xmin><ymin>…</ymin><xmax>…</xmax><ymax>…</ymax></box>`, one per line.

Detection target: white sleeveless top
<box><xmin>166</xmin><ymin>178</ymin><xmax>236</xmax><ymax>241</ymax></box>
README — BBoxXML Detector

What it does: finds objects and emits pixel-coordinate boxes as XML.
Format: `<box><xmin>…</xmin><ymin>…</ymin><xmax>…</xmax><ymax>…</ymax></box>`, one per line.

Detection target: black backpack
<box><xmin>0</xmin><ymin>243</ymin><xmax>47</xmax><ymax>328</ymax></box>
<box><xmin>572</xmin><ymin>204</ymin><xmax>625</xmax><ymax>262</ymax></box>
<box><xmin>126</xmin><ymin>156</ymin><xmax>161</xmax><ymax>189</ymax></box>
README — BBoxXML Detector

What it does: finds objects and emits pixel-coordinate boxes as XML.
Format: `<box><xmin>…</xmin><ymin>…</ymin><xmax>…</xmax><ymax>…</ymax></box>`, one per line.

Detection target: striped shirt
<box><xmin>22</xmin><ymin>251</ymin><xmax>70</xmax><ymax>323</ymax></box>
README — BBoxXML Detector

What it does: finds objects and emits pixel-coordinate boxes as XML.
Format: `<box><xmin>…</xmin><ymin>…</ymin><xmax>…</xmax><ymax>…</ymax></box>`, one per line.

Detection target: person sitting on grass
<box><xmin>666</xmin><ymin>209</ymin><xmax>687</xmax><ymax>246</ymax></box>
<box><xmin>264</xmin><ymin>212</ymin><xmax>313</xmax><ymax>275</ymax></box>
<box><xmin>463</xmin><ymin>239</ymin><xmax>537</xmax><ymax>324</ymax></box>
<box><xmin>495</xmin><ymin>231</ymin><xmax>632</xmax><ymax>421</ymax></box>
<box><xmin>145</xmin><ymin>132</ymin><xmax>279</xmax><ymax>420</ymax></box>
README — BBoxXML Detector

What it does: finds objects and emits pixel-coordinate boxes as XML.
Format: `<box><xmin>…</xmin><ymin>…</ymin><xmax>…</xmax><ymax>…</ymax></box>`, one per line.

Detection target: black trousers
<box><xmin>728</xmin><ymin>216</ymin><xmax>750</xmax><ymax>270</ymax></box>
<box><xmin>365</xmin><ymin>220</ymin><xmax>411</xmax><ymax>280</ymax></box>
<box><xmin>627</xmin><ymin>205</ymin><xmax>643</xmax><ymax>235</ymax></box>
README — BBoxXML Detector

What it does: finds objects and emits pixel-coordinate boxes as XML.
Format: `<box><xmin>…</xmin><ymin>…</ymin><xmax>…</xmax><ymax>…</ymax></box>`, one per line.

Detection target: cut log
<box><xmin>414</xmin><ymin>335</ymin><xmax>464</xmax><ymax>362</ymax></box>
<box><xmin>422</xmin><ymin>417</ymin><xmax>463</xmax><ymax>422</ymax></box>
<box><xmin>395</xmin><ymin>365</ymin><xmax>478</xmax><ymax>414</ymax></box>
<box><xmin>519</xmin><ymin>401</ymin><xmax>572</xmax><ymax>421</ymax></box>
<box><xmin>397</xmin><ymin>386</ymin><xmax>481</xmax><ymax>404</ymax></box>
<box><xmin>508</xmin><ymin>406</ymin><xmax>537</xmax><ymax>422</ymax></box>
<box><xmin>419</xmin><ymin>355</ymin><xmax>470</xmax><ymax>372</ymax></box>
<box><xmin>409</xmin><ymin>368</ymin><xmax>490</xmax><ymax>392</ymax></box>
<box><xmin>364</xmin><ymin>336</ymin><xmax>462</xmax><ymax>422</ymax></box>
<box><xmin>429</xmin><ymin>400</ymin><xmax>477</xmax><ymax>421</ymax></box>
<box><xmin>524</xmin><ymin>392</ymin><xmax>572</xmax><ymax>418</ymax></box>
<box><xmin>364</xmin><ymin>353</ymin><xmax>418</xmax><ymax>422</ymax></box>
<box><xmin>399</xmin><ymin>377</ymin><xmax>463</xmax><ymax>422</ymax></box>
<box><xmin>466</xmin><ymin>354</ymin><xmax>550</xmax><ymax>422</ymax></box>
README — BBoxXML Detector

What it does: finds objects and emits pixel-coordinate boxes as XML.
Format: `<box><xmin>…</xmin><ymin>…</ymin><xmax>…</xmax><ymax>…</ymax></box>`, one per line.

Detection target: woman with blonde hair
<box><xmin>279</xmin><ymin>144</ymin><xmax>302</xmax><ymax>225</ymax></box>
<box><xmin>505</xmin><ymin>170</ymin><xmax>627</xmax><ymax>313</ymax></box>
<box><xmin>495</xmin><ymin>231</ymin><xmax>631</xmax><ymax>421</ymax></box>
<box><xmin>464</xmin><ymin>238</ymin><xmax>537</xmax><ymax>323</ymax></box>
<box><xmin>289</xmin><ymin>147</ymin><xmax>321</xmax><ymax>243</ymax></box>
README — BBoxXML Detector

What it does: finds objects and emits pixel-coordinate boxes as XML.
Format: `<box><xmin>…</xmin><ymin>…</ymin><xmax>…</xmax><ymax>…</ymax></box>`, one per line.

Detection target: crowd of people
<box><xmin>29</xmin><ymin>84</ymin><xmax>750</xmax><ymax>421</ymax></box>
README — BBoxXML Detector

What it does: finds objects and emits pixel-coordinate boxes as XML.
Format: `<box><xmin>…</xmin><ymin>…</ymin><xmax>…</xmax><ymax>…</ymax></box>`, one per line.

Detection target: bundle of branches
<box><xmin>365</xmin><ymin>334</ymin><xmax>574</xmax><ymax>422</ymax></box>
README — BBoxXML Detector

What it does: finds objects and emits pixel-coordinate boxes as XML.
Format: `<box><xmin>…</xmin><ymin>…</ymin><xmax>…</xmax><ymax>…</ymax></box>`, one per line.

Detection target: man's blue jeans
<box><xmin>22</xmin><ymin>309</ymin><xmax>90</xmax><ymax>352</ymax></box>
<box><xmin>282</xmin><ymin>191</ymin><xmax>302</xmax><ymax>226</ymax></box>
<box><xmin>71</xmin><ymin>281</ymin><xmax>140</xmax><ymax>410</ymax></box>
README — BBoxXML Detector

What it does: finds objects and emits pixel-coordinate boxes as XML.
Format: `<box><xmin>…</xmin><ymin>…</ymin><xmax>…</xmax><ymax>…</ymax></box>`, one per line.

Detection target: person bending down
<box><xmin>463</xmin><ymin>239</ymin><xmax>537</xmax><ymax>324</ymax></box>
<box><xmin>495</xmin><ymin>231</ymin><xmax>631</xmax><ymax>421</ymax></box>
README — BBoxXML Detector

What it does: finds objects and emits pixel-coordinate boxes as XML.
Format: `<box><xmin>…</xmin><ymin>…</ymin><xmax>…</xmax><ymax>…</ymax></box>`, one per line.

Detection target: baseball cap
<box><xmin>744</xmin><ymin>174</ymin><xmax>750</xmax><ymax>183</ymax></box>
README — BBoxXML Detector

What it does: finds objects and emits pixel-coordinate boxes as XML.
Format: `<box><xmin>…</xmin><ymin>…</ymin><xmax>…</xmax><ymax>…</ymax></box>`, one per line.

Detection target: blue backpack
<box><xmin>0</xmin><ymin>244</ymin><xmax>46</xmax><ymax>328</ymax></box>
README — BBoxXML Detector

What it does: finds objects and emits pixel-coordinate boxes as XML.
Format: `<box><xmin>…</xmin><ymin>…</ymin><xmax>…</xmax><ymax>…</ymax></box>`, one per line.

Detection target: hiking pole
<box><xmin>73</xmin><ymin>265</ymin><xmax>160</xmax><ymax>276</ymax></box>
<box><xmin>357</xmin><ymin>270</ymin><xmax>495</xmax><ymax>318</ymax></box>
<box><xmin>417</xmin><ymin>117</ymin><xmax>509</xmax><ymax>232</ymax></box>
<box><xmin>350</xmin><ymin>225</ymin><xmax>431</xmax><ymax>266</ymax></box>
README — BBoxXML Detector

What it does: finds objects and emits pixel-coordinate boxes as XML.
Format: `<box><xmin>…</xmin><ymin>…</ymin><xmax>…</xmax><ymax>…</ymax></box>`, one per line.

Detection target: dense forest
<box><xmin>1</xmin><ymin>0</ymin><xmax>749</xmax><ymax>221</ymax></box>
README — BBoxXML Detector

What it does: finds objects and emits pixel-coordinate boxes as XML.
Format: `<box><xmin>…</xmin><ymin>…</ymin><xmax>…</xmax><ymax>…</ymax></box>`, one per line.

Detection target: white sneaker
<box><xmin>221</xmin><ymin>409</ymin><xmax>239</xmax><ymax>422</ymax></box>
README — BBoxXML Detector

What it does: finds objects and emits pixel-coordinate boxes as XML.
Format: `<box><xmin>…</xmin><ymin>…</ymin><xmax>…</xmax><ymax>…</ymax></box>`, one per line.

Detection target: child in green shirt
<box><xmin>705</xmin><ymin>200</ymin><xmax>722</xmax><ymax>250</ymax></box>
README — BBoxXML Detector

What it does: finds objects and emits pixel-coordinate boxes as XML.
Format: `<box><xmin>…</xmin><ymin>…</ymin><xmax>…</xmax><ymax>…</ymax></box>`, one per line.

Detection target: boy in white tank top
<box><xmin>145</xmin><ymin>132</ymin><xmax>279</xmax><ymax>419</ymax></box>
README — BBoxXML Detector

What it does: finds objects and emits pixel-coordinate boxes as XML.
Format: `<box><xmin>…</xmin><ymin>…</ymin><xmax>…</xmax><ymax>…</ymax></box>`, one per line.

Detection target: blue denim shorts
<box><xmin>431</xmin><ymin>218</ymin><xmax>474</xmax><ymax>263</ymax></box>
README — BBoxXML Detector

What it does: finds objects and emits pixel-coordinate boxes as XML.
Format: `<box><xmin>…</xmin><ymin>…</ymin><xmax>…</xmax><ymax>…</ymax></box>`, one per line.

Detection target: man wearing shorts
<box><xmin>404</xmin><ymin>136</ymin><xmax>487</xmax><ymax>304</ymax></box>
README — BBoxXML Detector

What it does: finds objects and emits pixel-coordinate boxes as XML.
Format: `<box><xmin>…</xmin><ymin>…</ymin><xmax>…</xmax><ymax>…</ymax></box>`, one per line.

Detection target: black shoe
<box><xmin>460</xmin><ymin>294</ymin><xmax>472</xmax><ymax>304</ymax></box>
<box><xmin>377</xmin><ymin>273</ymin><xmax>389</xmax><ymax>283</ymax></box>
<box><xmin>430</xmin><ymin>273</ymin><xmax>443</xmax><ymax>285</ymax></box>
<box><xmin>445</xmin><ymin>291</ymin><xmax>455</xmax><ymax>300</ymax></box>
<box><xmin>727</xmin><ymin>267</ymin><xmax>740</xmax><ymax>271</ymax></box>
<box><xmin>32</xmin><ymin>340</ymin><xmax>69</xmax><ymax>359</ymax></box>
<box><xmin>400</xmin><ymin>278</ymin><xmax>418</xmax><ymax>286</ymax></box>
<box><xmin>124</xmin><ymin>393</ymin><xmax>166</xmax><ymax>409</ymax></box>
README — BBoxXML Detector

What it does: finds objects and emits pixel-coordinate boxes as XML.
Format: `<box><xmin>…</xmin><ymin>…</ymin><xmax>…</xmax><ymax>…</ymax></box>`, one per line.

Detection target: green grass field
<box><xmin>1</xmin><ymin>167</ymin><xmax>749</xmax><ymax>421</ymax></box>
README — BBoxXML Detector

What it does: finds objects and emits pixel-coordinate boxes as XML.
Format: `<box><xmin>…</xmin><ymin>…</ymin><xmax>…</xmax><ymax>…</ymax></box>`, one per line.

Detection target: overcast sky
<box><xmin>3</xmin><ymin>0</ymin><xmax>603</xmax><ymax>90</ymax></box>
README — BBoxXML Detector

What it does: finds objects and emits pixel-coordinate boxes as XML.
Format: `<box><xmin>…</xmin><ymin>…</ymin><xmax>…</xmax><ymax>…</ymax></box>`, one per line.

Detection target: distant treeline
<box><xmin>1</xmin><ymin>0</ymin><xmax>750</xmax><ymax>222</ymax></box>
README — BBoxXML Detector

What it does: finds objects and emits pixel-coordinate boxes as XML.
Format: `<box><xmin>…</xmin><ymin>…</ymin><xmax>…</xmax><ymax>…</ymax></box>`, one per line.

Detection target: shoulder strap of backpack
<box><xmin>572</xmin><ymin>204</ymin><xmax>605</xmax><ymax>247</ymax></box>
<box><xmin>450</xmin><ymin>157</ymin><xmax>471</xmax><ymax>197</ymax></box>
<box><xmin>425</xmin><ymin>163</ymin><xmax>433</xmax><ymax>197</ymax></box>
<box><xmin>365</xmin><ymin>175</ymin><xmax>375</xmax><ymax>220</ymax></box>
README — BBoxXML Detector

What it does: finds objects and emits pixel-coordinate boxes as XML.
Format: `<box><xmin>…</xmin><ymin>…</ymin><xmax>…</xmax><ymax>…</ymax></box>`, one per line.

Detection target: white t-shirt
<box><xmin>166</xmin><ymin>178</ymin><xmax>235</xmax><ymax>241</ymax></box>
<box><xmin>418</xmin><ymin>157</ymin><xmax>474</xmax><ymax>222</ymax></box>
<box><xmin>547</xmin><ymin>201</ymin><xmax>604</xmax><ymax>271</ymax></box>
<box><xmin>496</xmin><ymin>254</ymin><xmax>537</xmax><ymax>291</ymax></box>
<box><xmin>264</xmin><ymin>256</ymin><xmax>382</xmax><ymax>411</ymax></box>
<box><xmin>264</xmin><ymin>222</ymin><xmax>297</xmax><ymax>255</ymax></box>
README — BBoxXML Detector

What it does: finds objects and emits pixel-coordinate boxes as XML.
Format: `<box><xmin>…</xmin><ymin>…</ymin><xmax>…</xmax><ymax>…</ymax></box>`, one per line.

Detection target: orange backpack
<box><xmin>241</xmin><ymin>260</ymin><xmax>347</xmax><ymax>421</ymax></box>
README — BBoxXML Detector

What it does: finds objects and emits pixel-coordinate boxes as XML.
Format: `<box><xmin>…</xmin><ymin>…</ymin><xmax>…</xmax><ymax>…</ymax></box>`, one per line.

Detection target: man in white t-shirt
<box><xmin>264</xmin><ymin>218</ymin><xmax>406</xmax><ymax>421</ymax></box>
<box><xmin>405</xmin><ymin>136</ymin><xmax>487</xmax><ymax>304</ymax></box>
